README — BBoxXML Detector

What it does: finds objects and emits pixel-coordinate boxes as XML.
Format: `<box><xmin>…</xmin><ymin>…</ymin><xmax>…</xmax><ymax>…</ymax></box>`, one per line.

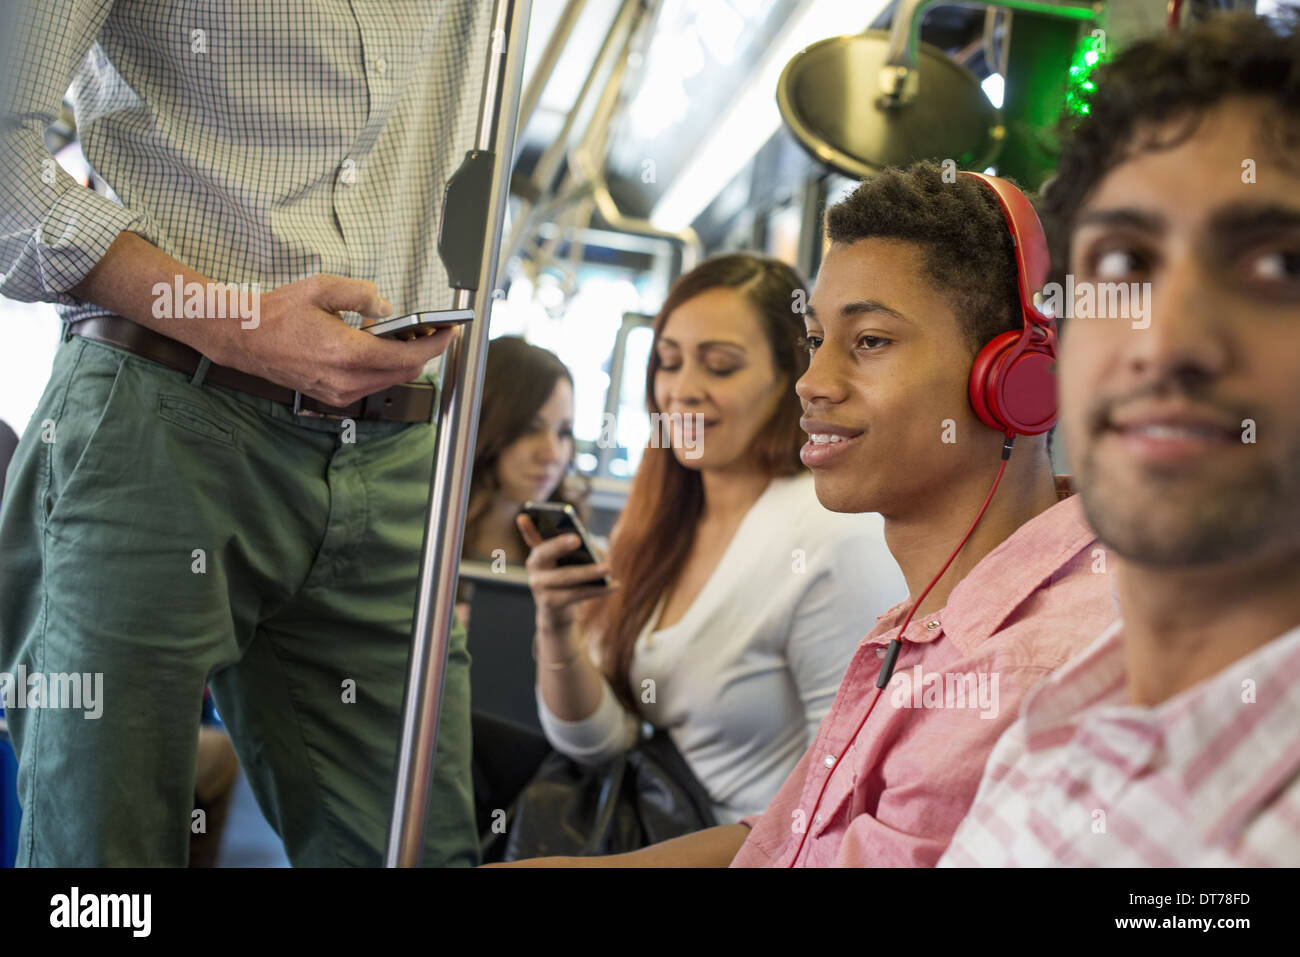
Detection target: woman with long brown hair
<box><xmin>455</xmin><ymin>337</ymin><xmax>588</xmax><ymax>628</ymax></box>
<box><xmin>518</xmin><ymin>253</ymin><xmax>904</xmax><ymax>824</ymax></box>
<box><xmin>462</xmin><ymin>336</ymin><xmax>586</xmax><ymax>566</ymax></box>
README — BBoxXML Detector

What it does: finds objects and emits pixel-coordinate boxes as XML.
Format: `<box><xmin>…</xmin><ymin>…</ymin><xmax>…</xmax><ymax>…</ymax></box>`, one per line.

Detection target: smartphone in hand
<box><xmin>366</xmin><ymin>308</ymin><xmax>473</xmax><ymax>339</ymax></box>
<box><xmin>521</xmin><ymin>502</ymin><xmax>611</xmax><ymax>587</ymax></box>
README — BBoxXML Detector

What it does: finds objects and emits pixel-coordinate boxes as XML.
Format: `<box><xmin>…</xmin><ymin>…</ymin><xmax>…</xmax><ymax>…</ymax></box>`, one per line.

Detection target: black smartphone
<box><xmin>366</xmin><ymin>308</ymin><xmax>474</xmax><ymax>339</ymax></box>
<box><xmin>521</xmin><ymin>502</ymin><xmax>610</xmax><ymax>587</ymax></box>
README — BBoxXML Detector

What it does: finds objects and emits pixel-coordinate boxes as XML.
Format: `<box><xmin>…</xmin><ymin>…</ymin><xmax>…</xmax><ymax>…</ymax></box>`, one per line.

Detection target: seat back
<box><xmin>461</xmin><ymin>562</ymin><xmax>543</xmax><ymax>733</ymax></box>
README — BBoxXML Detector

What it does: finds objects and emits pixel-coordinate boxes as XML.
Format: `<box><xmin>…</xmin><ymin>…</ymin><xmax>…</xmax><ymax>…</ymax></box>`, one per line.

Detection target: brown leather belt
<box><xmin>67</xmin><ymin>315</ymin><xmax>436</xmax><ymax>423</ymax></box>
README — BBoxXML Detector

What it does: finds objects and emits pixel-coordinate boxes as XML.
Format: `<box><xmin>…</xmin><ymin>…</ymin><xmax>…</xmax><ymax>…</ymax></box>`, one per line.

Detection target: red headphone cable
<box><xmin>784</xmin><ymin>431</ymin><xmax>1017</xmax><ymax>866</ymax></box>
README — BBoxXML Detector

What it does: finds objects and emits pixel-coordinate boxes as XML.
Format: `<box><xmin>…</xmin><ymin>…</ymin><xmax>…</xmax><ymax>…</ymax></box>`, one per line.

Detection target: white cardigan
<box><xmin>536</xmin><ymin>472</ymin><xmax>907</xmax><ymax>824</ymax></box>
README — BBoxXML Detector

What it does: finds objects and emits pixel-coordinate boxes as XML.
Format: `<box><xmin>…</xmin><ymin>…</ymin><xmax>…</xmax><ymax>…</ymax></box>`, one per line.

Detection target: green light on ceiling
<box><xmin>1065</xmin><ymin>31</ymin><xmax>1107</xmax><ymax>118</ymax></box>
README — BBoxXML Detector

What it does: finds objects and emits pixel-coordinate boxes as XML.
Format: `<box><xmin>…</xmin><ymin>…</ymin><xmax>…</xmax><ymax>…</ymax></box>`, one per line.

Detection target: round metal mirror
<box><xmin>777</xmin><ymin>30</ymin><xmax>1004</xmax><ymax>178</ymax></box>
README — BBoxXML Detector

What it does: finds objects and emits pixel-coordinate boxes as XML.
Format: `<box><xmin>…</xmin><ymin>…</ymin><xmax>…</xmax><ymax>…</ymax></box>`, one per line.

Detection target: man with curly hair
<box><xmin>942</xmin><ymin>6</ymin><xmax>1300</xmax><ymax>866</ymax></box>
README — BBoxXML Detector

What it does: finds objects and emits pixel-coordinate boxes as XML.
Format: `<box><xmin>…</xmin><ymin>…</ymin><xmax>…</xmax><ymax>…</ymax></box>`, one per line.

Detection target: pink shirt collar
<box><xmin>866</xmin><ymin>478</ymin><xmax>1097</xmax><ymax>655</ymax></box>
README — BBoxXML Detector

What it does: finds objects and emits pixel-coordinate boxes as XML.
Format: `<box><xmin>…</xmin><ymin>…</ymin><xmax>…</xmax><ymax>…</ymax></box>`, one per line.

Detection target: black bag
<box><xmin>483</xmin><ymin>727</ymin><xmax>718</xmax><ymax>862</ymax></box>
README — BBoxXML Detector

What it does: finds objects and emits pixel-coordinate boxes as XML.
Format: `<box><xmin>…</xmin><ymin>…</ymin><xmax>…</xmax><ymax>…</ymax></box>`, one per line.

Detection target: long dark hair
<box><xmin>579</xmin><ymin>253</ymin><xmax>810</xmax><ymax>712</ymax></box>
<box><xmin>464</xmin><ymin>336</ymin><xmax>587</xmax><ymax>557</ymax></box>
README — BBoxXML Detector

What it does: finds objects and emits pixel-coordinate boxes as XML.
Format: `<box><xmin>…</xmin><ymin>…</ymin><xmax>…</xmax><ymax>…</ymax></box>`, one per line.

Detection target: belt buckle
<box><xmin>292</xmin><ymin>391</ymin><xmax>358</xmax><ymax>421</ymax></box>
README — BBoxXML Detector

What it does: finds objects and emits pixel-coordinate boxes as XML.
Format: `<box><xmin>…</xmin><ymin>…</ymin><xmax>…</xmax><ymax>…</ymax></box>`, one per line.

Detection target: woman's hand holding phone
<box><xmin>517</xmin><ymin>513</ymin><xmax>617</xmax><ymax>638</ymax></box>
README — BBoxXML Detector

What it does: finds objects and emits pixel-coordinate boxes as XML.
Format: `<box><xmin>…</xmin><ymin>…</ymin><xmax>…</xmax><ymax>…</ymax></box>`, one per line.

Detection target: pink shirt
<box><xmin>940</xmin><ymin>619</ymin><xmax>1300</xmax><ymax>866</ymax></box>
<box><xmin>731</xmin><ymin>488</ymin><xmax>1118</xmax><ymax>867</ymax></box>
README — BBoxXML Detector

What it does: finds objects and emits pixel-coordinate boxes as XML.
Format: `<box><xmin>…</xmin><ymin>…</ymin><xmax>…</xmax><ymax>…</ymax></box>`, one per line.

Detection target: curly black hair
<box><xmin>824</xmin><ymin>160</ymin><xmax>1023</xmax><ymax>356</ymax></box>
<box><xmin>1042</xmin><ymin>6</ymin><xmax>1300</xmax><ymax>285</ymax></box>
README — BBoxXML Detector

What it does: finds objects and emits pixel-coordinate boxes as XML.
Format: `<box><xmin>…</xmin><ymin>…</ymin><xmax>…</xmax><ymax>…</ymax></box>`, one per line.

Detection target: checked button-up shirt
<box><xmin>0</xmin><ymin>0</ymin><xmax>492</xmax><ymax>334</ymax></box>
<box><xmin>940</xmin><ymin>619</ymin><xmax>1300</xmax><ymax>867</ymax></box>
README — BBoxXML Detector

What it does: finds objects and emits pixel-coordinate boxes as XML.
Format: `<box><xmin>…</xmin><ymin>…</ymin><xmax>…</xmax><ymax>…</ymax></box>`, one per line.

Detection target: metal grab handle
<box><xmin>881</xmin><ymin>0</ymin><xmax>1098</xmax><ymax>105</ymax></box>
<box><xmin>385</xmin><ymin>0</ymin><xmax>533</xmax><ymax>868</ymax></box>
<box><xmin>504</xmin><ymin>0</ymin><xmax>701</xmax><ymax>281</ymax></box>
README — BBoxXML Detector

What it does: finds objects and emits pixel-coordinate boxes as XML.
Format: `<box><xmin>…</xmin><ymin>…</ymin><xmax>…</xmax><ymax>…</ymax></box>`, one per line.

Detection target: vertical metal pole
<box><xmin>385</xmin><ymin>0</ymin><xmax>532</xmax><ymax>868</ymax></box>
<box><xmin>516</xmin><ymin>0</ymin><xmax>588</xmax><ymax>134</ymax></box>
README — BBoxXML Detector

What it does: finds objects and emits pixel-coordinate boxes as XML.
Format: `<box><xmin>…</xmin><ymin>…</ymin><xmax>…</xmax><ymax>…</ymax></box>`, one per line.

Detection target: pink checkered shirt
<box><xmin>731</xmin><ymin>488</ymin><xmax>1120</xmax><ymax>867</ymax></box>
<box><xmin>940</xmin><ymin>619</ymin><xmax>1300</xmax><ymax>866</ymax></box>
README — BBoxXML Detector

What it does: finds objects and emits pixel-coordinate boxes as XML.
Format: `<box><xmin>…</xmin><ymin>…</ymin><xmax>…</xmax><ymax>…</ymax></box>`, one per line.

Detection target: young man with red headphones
<box><xmin>495</xmin><ymin>161</ymin><xmax>1121</xmax><ymax>867</ymax></box>
<box><xmin>721</xmin><ymin>165</ymin><xmax>1117</xmax><ymax>868</ymax></box>
<box><xmin>941</xmin><ymin>8</ymin><xmax>1300</xmax><ymax>867</ymax></box>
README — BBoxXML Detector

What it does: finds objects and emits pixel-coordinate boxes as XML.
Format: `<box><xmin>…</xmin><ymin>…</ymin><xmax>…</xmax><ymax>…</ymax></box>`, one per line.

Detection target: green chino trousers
<box><xmin>0</xmin><ymin>330</ymin><xmax>476</xmax><ymax>867</ymax></box>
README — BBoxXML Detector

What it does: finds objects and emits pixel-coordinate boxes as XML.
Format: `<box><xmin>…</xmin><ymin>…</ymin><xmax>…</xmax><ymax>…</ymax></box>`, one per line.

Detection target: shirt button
<box><xmin>814</xmin><ymin>814</ymin><xmax>822</xmax><ymax>824</ymax></box>
<box><xmin>926</xmin><ymin>620</ymin><xmax>941</xmax><ymax>630</ymax></box>
<box><xmin>823</xmin><ymin>755</ymin><xmax>836</xmax><ymax>768</ymax></box>
<box><xmin>375</xmin><ymin>56</ymin><xmax>389</xmax><ymax>75</ymax></box>
<box><xmin>875</xmin><ymin>646</ymin><xmax>886</xmax><ymax>658</ymax></box>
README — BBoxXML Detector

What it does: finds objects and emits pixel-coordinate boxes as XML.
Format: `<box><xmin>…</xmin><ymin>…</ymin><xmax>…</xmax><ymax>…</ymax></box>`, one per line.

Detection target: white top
<box><xmin>537</xmin><ymin>472</ymin><xmax>907</xmax><ymax>824</ymax></box>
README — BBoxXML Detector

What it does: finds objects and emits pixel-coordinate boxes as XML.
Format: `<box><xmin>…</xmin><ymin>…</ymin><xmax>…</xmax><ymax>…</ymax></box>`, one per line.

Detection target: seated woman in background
<box><xmin>456</xmin><ymin>336</ymin><xmax>589</xmax><ymax>628</ymax></box>
<box><xmin>461</xmin><ymin>336</ymin><xmax>597</xmax><ymax>842</ymax></box>
<box><xmin>519</xmin><ymin>252</ymin><xmax>907</xmax><ymax>826</ymax></box>
<box><xmin>463</xmin><ymin>335</ymin><xmax>588</xmax><ymax>564</ymax></box>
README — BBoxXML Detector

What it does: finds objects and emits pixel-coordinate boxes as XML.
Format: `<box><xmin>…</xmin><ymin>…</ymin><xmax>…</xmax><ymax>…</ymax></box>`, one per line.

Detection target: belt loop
<box><xmin>61</xmin><ymin>318</ymin><xmax>74</xmax><ymax>343</ymax></box>
<box><xmin>190</xmin><ymin>355</ymin><xmax>212</xmax><ymax>388</ymax></box>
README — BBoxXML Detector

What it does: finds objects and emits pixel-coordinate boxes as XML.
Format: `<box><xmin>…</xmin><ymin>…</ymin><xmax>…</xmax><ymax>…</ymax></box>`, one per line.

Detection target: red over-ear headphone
<box><xmin>959</xmin><ymin>171</ymin><xmax>1058</xmax><ymax>436</ymax></box>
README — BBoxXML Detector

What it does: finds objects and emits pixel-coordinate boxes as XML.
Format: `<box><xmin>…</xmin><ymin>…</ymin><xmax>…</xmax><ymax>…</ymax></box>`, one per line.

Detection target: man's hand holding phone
<box><xmin>67</xmin><ymin>233</ymin><xmax>458</xmax><ymax>408</ymax></box>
